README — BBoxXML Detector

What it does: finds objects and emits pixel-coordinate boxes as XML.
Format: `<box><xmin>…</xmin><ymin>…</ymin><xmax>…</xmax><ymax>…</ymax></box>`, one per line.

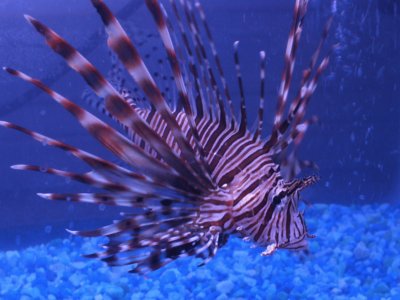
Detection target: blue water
<box><xmin>0</xmin><ymin>0</ymin><xmax>399</xmax><ymax>298</ymax></box>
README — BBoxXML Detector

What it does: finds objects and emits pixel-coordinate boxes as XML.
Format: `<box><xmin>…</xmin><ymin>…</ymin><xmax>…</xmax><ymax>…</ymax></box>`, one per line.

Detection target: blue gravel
<box><xmin>1</xmin><ymin>203</ymin><xmax>399</xmax><ymax>299</ymax></box>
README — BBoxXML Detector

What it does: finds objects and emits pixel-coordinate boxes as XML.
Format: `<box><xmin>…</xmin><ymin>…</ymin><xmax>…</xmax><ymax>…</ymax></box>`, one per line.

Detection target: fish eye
<box><xmin>272</xmin><ymin>195</ymin><xmax>282</xmax><ymax>205</ymax></box>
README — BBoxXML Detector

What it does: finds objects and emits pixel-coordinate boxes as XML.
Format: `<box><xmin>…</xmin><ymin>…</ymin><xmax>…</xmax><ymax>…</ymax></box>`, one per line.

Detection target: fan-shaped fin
<box><xmin>90</xmin><ymin>0</ymin><xmax>214</xmax><ymax>189</ymax></box>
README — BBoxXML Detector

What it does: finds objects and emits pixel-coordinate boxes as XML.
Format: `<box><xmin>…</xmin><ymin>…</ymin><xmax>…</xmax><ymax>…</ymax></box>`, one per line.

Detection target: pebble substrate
<box><xmin>1</xmin><ymin>203</ymin><xmax>399</xmax><ymax>299</ymax></box>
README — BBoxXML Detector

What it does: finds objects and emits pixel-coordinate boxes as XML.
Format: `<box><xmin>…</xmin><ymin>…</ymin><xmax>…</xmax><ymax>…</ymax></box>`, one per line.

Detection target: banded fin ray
<box><xmin>179</xmin><ymin>0</ymin><xmax>228</xmax><ymax>124</ymax></box>
<box><xmin>38</xmin><ymin>193</ymin><xmax>198</xmax><ymax>208</ymax></box>
<box><xmin>194</xmin><ymin>1</ymin><xmax>235</xmax><ymax>118</ymax></box>
<box><xmin>167</xmin><ymin>0</ymin><xmax>210</xmax><ymax>120</ymax></box>
<box><xmin>145</xmin><ymin>0</ymin><xmax>210</xmax><ymax>174</ymax></box>
<box><xmin>273</xmin><ymin>0</ymin><xmax>308</xmax><ymax>129</ymax></box>
<box><xmin>169</xmin><ymin>0</ymin><xmax>238</xmax><ymax>174</ymax></box>
<box><xmin>254</xmin><ymin>50</ymin><xmax>266</xmax><ymax>140</ymax></box>
<box><xmin>82</xmin><ymin>221</ymin><xmax>218</xmax><ymax>274</ymax></box>
<box><xmin>71</xmin><ymin>215</ymin><xmax>196</xmax><ymax>239</ymax></box>
<box><xmin>233</xmin><ymin>41</ymin><xmax>247</xmax><ymax>134</ymax></box>
<box><xmin>1</xmin><ymin>0</ymin><xmax>334</xmax><ymax>274</ymax></box>
<box><xmin>2</xmin><ymin>68</ymin><xmax>202</xmax><ymax>192</ymax></box>
<box><xmin>90</xmin><ymin>0</ymin><xmax>214</xmax><ymax>188</ymax></box>
<box><xmin>11</xmin><ymin>165</ymin><xmax>132</xmax><ymax>193</ymax></box>
<box><xmin>0</xmin><ymin>120</ymin><xmax>198</xmax><ymax>196</ymax></box>
<box><xmin>23</xmin><ymin>15</ymin><xmax>212</xmax><ymax>190</ymax></box>
<box><xmin>269</xmin><ymin>16</ymin><xmax>334</xmax><ymax>158</ymax></box>
<box><xmin>264</xmin><ymin>0</ymin><xmax>331</xmax><ymax>157</ymax></box>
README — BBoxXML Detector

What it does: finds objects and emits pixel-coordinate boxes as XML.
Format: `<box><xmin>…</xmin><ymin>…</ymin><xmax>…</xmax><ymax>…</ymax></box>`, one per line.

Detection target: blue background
<box><xmin>0</xmin><ymin>0</ymin><xmax>399</xmax><ymax>250</ymax></box>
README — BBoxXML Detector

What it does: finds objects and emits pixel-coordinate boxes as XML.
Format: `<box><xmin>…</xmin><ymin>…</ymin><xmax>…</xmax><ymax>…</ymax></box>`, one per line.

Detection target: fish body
<box><xmin>2</xmin><ymin>0</ymin><xmax>332</xmax><ymax>273</ymax></box>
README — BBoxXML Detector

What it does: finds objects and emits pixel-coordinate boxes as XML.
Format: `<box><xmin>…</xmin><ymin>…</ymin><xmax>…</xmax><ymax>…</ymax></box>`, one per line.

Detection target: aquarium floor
<box><xmin>1</xmin><ymin>203</ymin><xmax>399</xmax><ymax>300</ymax></box>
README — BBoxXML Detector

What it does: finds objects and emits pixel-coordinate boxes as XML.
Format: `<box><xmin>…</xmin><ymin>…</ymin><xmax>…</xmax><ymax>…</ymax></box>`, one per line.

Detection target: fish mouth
<box><xmin>285</xmin><ymin>175</ymin><xmax>319</xmax><ymax>195</ymax></box>
<box><xmin>300</xmin><ymin>175</ymin><xmax>320</xmax><ymax>189</ymax></box>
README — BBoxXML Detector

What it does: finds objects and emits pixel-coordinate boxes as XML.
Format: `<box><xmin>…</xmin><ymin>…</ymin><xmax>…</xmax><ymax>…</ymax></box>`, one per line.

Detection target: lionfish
<box><xmin>1</xmin><ymin>0</ymin><xmax>332</xmax><ymax>274</ymax></box>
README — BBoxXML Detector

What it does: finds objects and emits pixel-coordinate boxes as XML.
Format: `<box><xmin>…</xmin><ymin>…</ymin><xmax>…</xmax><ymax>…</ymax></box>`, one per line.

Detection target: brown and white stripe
<box><xmin>1</xmin><ymin>0</ymin><xmax>332</xmax><ymax>274</ymax></box>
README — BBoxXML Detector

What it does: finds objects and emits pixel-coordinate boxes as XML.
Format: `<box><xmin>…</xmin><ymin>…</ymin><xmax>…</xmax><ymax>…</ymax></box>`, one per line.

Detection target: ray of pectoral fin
<box><xmin>0</xmin><ymin>119</ymin><xmax>200</xmax><ymax>196</ymax></box>
<box><xmin>2</xmin><ymin>67</ymin><xmax>202</xmax><ymax>191</ymax></box>
<box><xmin>20</xmin><ymin>15</ymin><xmax>212</xmax><ymax>190</ymax></box>
<box><xmin>90</xmin><ymin>0</ymin><xmax>214</xmax><ymax>188</ymax></box>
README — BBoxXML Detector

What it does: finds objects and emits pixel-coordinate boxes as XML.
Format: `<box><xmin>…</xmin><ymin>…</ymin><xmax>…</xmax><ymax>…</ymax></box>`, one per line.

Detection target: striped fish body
<box><xmin>2</xmin><ymin>0</ymin><xmax>332</xmax><ymax>273</ymax></box>
<box><xmin>116</xmin><ymin>107</ymin><xmax>314</xmax><ymax>256</ymax></box>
